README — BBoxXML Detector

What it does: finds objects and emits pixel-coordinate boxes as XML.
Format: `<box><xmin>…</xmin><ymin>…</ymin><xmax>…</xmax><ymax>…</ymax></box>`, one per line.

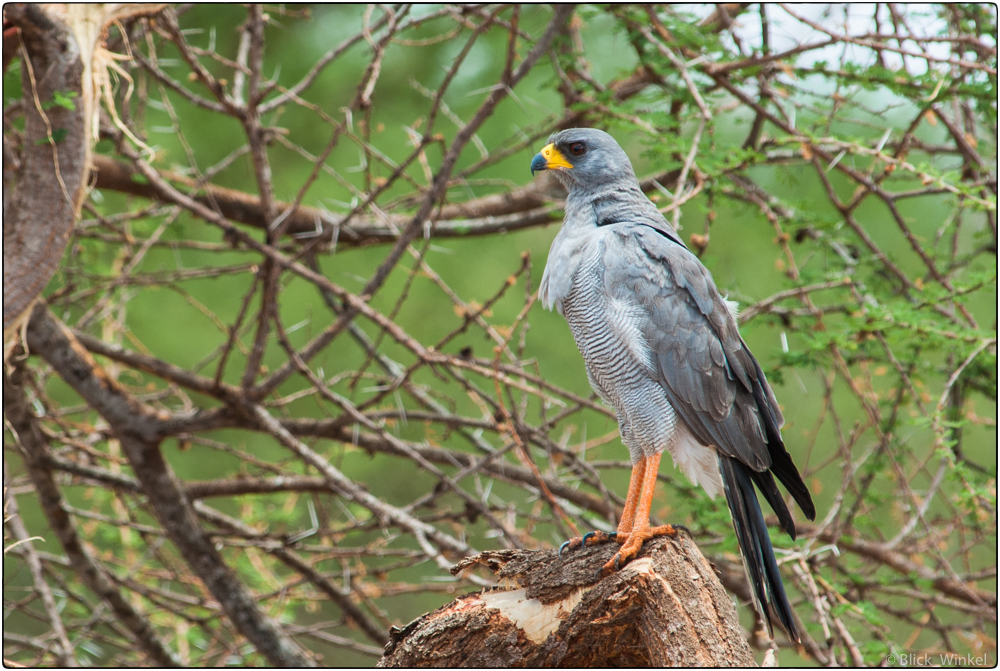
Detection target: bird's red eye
<box><xmin>569</xmin><ymin>142</ymin><xmax>586</xmax><ymax>156</ymax></box>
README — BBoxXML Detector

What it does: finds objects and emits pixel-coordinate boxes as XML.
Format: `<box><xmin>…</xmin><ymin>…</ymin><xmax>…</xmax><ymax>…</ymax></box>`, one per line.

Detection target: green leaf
<box><xmin>43</xmin><ymin>90</ymin><xmax>78</xmax><ymax>111</ymax></box>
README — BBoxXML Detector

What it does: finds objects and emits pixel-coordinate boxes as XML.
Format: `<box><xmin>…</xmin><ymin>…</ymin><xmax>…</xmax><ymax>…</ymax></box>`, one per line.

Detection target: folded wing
<box><xmin>599</xmin><ymin>224</ymin><xmax>815</xmax><ymax>531</ymax></box>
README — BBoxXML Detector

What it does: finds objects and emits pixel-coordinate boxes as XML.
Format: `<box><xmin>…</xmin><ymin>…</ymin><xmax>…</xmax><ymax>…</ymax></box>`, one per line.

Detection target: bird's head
<box><xmin>530</xmin><ymin>128</ymin><xmax>637</xmax><ymax>189</ymax></box>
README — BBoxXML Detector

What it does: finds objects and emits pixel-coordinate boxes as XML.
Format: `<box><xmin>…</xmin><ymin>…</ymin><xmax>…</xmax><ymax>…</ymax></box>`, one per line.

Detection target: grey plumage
<box><xmin>534</xmin><ymin>128</ymin><xmax>815</xmax><ymax>642</ymax></box>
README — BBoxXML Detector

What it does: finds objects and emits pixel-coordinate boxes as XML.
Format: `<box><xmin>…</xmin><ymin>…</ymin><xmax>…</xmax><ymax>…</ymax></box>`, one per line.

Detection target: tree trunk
<box><xmin>378</xmin><ymin>534</ymin><xmax>756</xmax><ymax>667</ymax></box>
<box><xmin>3</xmin><ymin>5</ymin><xmax>87</xmax><ymax>334</ymax></box>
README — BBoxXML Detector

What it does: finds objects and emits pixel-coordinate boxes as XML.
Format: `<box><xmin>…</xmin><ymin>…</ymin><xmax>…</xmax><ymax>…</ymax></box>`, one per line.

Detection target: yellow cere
<box><xmin>541</xmin><ymin>143</ymin><xmax>573</xmax><ymax>170</ymax></box>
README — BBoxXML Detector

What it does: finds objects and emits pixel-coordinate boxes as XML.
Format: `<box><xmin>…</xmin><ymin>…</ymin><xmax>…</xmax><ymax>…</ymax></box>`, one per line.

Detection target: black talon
<box><xmin>614</xmin><ymin>554</ymin><xmax>622</xmax><ymax>571</ymax></box>
<box><xmin>561</xmin><ymin>530</ymin><xmax>619</xmax><ymax>561</ymax></box>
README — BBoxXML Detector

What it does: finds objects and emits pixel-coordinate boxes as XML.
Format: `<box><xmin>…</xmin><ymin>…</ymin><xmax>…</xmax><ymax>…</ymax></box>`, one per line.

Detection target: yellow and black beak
<box><xmin>530</xmin><ymin>143</ymin><xmax>573</xmax><ymax>175</ymax></box>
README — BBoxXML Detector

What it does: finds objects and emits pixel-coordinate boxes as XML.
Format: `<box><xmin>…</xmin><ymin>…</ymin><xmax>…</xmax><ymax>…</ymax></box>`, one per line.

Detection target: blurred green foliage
<box><xmin>4</xmin><ymin>4</ymin><xmax>995</xmax><ymax>667</ymax></box>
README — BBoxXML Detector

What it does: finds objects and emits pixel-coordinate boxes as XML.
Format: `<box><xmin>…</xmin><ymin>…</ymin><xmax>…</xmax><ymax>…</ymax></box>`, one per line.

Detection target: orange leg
<box><xmin>616</xmin><ymin>454</ymin><xmax>647</xmax><ymax>535</ymax></box>
<box><xmin>558</xmin><ymin>455</ymin><xmax>647</xmax><ymax>555</ymax></box>
<box><xmin>598</xmin><ymin>452</ymin><xmax>684</xmax><ymax>576</ymax></box>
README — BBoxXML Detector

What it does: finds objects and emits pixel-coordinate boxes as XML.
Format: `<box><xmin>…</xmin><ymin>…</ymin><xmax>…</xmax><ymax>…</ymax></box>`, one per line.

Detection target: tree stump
<box><xmin>378</xmin><ymin>534</ymin><xmax>756</xmax><ymax>667</ymax></box>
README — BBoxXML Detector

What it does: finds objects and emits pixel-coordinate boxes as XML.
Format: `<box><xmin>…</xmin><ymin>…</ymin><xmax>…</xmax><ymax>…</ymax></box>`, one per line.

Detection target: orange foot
<box><xmin>596</xmin><ymin>523</ymin><xmax>688</xmax><ymax>578</ymax></box>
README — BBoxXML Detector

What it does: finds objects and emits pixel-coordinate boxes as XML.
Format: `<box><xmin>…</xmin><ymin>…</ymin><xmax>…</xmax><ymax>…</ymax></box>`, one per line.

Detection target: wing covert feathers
<box><xmin>603</xmin><ymin>224</ymin><xmax>815</xmax><ymax>525</ymax></box>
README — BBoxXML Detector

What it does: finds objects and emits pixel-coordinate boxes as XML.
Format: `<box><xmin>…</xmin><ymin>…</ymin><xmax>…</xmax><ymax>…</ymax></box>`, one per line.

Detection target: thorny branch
<box><xmin>4</xmin><ymin>4</ymin><xmax>995</xmax><ymax>667</ymax></box>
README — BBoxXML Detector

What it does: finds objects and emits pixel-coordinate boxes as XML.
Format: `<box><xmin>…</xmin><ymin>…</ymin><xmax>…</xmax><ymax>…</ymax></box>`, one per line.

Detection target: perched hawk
<box><xmin>532</xmin><ymin>128</ymin><xmax>815</xmax><ymax>642</ymax></box>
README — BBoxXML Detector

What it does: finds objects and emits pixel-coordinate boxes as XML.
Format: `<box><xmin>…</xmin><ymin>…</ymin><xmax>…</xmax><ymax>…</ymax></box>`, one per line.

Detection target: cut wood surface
<box><xmin>378</xmin><ymin>535</ymin><xmax>757</xmax><ymax>667</ymax></box>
